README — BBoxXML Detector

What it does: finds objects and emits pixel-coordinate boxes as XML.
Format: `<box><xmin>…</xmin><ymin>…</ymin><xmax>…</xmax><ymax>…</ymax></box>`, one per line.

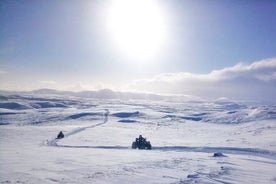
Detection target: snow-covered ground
<box><xmin>0</xmin><ymin>92</ymin><xmax>276</xmax><ymax>183</ymax></box>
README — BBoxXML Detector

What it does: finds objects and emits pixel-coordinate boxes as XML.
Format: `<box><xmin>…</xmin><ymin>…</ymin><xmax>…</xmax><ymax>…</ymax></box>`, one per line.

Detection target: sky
<box><xmin>0</xmin><ymin>0</ymin><xmax>276</xmax><ymax>103</ymax></box>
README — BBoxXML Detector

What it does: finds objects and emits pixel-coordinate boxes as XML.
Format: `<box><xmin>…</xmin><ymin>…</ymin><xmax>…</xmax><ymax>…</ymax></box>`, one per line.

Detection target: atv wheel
<box><xmin>132</xmin><ymin>142</ymin><xmax>137</xmax><ymax>149</ymax></box>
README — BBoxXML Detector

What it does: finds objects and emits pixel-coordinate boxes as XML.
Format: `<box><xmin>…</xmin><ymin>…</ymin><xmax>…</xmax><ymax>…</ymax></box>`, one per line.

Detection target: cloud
<box><xmin>65</xmin><ymin>82</ymin><xmax>115</xmax><ymax>92</ymax></box>
<box><xmin>0</xmin><ymin>70</ymin><xmax>7</xmax><ymax>74</ymax></box>
<box><xmin>40</xmin><ymin>80</ymin><xmax>57</xmax><ymax>85</ymax></box>
<box><xmin>209</xmin><ymin>58</ymin><xmax>276</xmax><ymax>81</ymax></box>
<box><xmin>130</xmin><ymin>58</ymin><xmax>276</xmax><ymax>104</ymax></box>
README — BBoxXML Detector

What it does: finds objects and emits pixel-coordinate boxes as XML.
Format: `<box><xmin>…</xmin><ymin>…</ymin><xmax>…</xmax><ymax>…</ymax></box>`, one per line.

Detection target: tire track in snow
<box><xmin>46</xmin><ymin>109</ymin><xmax>109</xmax><ymax>147</ymax></box>
<box><xmin>46</xmin><ymin>109</ymin><xmax>276</xmax><ymax>159</ymax></box>
<box><xmin>153</xmin><ymin>146</ymin><xmax>276</xmax><ymax>160</ymax></box>
<box><xmin>50</xmin><ymin>144</ymin><xmax>276</xmax><ymax>160</ymax></box>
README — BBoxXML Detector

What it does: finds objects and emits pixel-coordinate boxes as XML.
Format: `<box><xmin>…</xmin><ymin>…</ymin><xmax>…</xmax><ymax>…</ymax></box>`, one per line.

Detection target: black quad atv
<box><xmin>56</xmin><ymin>131</ymin><xmax>64</xmax><ymax>139</ymax></box>
<box><xmin>132</xmin><ymin>135</ymin><xmax>152</xmax><ymax>150</ymax></box>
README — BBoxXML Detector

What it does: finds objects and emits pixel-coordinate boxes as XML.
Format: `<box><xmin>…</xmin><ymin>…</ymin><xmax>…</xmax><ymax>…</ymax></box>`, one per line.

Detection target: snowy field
<box><xmin>0</xmin><ymin>91</ymin><xmax>276</xmax><ymax>183</ymax></box>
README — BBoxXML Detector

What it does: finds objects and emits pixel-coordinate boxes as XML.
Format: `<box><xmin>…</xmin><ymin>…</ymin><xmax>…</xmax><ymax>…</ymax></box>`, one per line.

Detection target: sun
<box><xmin>105</xmin><ymin>0</ymin><xmax>167</xmax><ymax>60</ymax></box>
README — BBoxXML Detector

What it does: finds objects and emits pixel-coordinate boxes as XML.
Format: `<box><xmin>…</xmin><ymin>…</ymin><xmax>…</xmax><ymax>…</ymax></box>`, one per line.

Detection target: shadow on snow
<box><xmin>53</xmin><ymin>144</ymin><xmax>276</xmax><ymax>159</ymax></box>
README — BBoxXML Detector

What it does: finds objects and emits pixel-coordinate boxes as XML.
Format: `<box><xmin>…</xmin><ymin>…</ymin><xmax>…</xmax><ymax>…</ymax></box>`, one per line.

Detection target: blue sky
<box><xmin>0</xmin><ymin>0</ymin><xmax>276</xmax><ymax>102</ymax></box>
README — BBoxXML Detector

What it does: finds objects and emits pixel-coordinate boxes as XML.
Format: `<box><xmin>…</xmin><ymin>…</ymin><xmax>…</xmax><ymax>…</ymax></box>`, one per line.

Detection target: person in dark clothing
<box><xmin>138</xmin><ymin>135</ymin><xmax>144</xmax><ymax>143</ymax></box>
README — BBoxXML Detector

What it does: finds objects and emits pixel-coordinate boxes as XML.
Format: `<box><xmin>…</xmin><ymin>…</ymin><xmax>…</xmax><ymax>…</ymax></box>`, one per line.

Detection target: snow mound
<box><xmin>112</xmin><ymin>111</ymin><xmax>141</xmax><ymax>118</ymax></box>
<box><xmin>0</xmin><ymin>112</ymin><xmax>18</xmax><ymax>115</ymax></box>
<box><xmin>118</xmin><ymin>119</ymin><xmax>137</xmax><ymax>123</ymax></box>
<box><xmin>213</xmin><ymin>152</ymin><xmax>226</xmax><ymax>157</ymax></box>
<box><xmin>0</xmin><ymin>122</ymin><xmax>9</xmax><ymax>125</ymax></box>
<box><xmin>180</xmin><ymin>116</ymin><xmax>202</xmax><ymax>121</ymax></box>
<box><xmin>163</xmin><ymin>115</ymin><xmax>202</xmax><ymax>121</ymax></box>
<box><xmin>187</xmin><ymin>174</ymin><xmax>200</xmax><ymax>179</ymax></box>
<box><xmin>66</xmin><ymin>112</ymin><xmax>102</xmax><ymax>120</ymax></box>
<box><xmin>30</xmin><ymin>102</ymin><xmax>67</xmax><ymax>108</ymax></box>
<box><xmin>0</xmin><ymin>102</ymin><xmax>30</xmax><ymax>110</ymax></box>
<box><xmin>214</xmin><ymin>97</ymin><xmax>245</xmax><ymax>110</ymax></box>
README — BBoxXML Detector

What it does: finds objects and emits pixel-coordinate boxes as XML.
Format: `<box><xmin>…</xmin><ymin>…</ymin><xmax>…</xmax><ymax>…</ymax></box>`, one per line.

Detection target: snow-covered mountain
<box><xmin>28</xmin><ymin>88</ymin><xmax>166</xmax><ymax>100</ymax></box>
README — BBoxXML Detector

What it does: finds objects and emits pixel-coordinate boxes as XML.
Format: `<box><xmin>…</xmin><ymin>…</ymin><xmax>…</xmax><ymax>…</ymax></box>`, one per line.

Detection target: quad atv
<box><xmin>132</xmin><ymin>135</ymin><xmax>152</xmax><ymax>150</ymax></box>
<box><xmin>56</xmin><ymin>131</ymin><xmax>64</xmax><ymax>139</ymax></box>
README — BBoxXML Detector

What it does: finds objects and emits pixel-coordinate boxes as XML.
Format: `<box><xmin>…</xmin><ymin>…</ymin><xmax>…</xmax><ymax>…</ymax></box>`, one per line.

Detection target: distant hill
<box><xmin>0</xmin><ymin>88</ymin><xmax>204</xmax><ymax>101</ymax></box>
<box><xmin>31</xmin><ymin>88</ymin><xmax>166</xmax><ymax>100</ymax></box>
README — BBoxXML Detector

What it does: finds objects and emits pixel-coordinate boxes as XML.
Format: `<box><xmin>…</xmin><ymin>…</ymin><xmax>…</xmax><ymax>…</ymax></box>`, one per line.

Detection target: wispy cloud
<box><xmin>39</xmin><ymin>80</ymin><xmax>57</xmax><ymax>85</ymax></box>
<box><xmin>130</xmin><ymin>58</ymin><xmax>276</xmax><ymax>103</ymax></box>
<box><xmin>65</xmin><ymin>82</ymin><xmax>115</xmax><ymax>92</ymax></box>
<box><xmin>0</xmin><ymin>70</ymin><xmax>7</xmax><ymax>74</ymax></box>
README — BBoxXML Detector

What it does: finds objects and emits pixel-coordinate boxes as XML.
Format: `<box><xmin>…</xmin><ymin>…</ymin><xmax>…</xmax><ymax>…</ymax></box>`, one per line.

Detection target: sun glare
<box><xmin>106</xmin><ymin>0</ymin><xmax>167</xmax><ymax>60</ymax></box>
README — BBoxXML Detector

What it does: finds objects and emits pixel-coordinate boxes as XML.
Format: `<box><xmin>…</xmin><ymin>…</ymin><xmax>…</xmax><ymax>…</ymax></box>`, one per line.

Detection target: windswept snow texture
<box><xmin>0</xmin><ymin>92</ymin><xmax>276</xmax><ymax>184</ymax></box>
<box><xmin>0</xmin><ymin>102</ymin><xmax>30</xmax><ymax>110</ymax></box>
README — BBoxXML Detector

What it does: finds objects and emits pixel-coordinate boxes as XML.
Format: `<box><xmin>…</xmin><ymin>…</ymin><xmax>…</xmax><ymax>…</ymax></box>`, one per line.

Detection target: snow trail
<box><xmin>47</xmin><ymin>109</ymin><xmax>109</xmax><ymax>147</ymax></box>
<box><xmin>153</xmin><ymin>146</ymin><xmax>276</xmax><ymax>159</ymax></box>
<box><xmin>45</xmin><ymin>109</ymin><xmax>276</xmax><ymax>160</ymax></box>
<box><xmin>52</xmin><ymin>144</ymin><xmax>276</xmax><ymax>160</ymax></box>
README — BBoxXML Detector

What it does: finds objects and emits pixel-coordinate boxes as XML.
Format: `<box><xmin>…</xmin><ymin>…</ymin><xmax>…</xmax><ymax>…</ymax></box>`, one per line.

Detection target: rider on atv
<box><xmin>138</xmin><ymin>135</ymin><xmax>145</xmax><ymax>143</ymax></box>
<box><xmin>132</xmin><ymin>135</ymin><xmax>151</xmax><ymax>150</ymax></box>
